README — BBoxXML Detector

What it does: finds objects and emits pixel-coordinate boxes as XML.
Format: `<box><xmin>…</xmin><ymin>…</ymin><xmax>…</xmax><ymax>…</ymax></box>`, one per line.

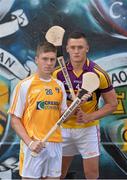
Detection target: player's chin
<box><xmin>44</xmin><ymin>69</ymin><xmax>53</xmax><ymax>74</ymax></box>
<box><xmin>72</xmin><ymin>57</ymin><xmax>83</xmax><ymax>62</ymax></box>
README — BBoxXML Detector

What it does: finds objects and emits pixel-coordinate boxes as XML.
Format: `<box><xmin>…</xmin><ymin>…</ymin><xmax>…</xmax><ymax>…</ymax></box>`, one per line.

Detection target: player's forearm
<box><xmin>77</xmin><ymin>101</ymin><xmax>117</xmax><ymax>123</ymax></box>
<box><xmin>11</xmin><ymin>114</ymin><xmax>32</xmax><ymax>146</ymax></box>
<box><xmin>90</xmin><ymin>102</ymin><xmax>117</xmax><ymax>121</ymax></box>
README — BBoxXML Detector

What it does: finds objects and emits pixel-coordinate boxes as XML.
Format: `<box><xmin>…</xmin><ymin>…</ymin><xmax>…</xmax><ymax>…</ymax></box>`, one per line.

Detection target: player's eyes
<box><xmin>42</xmin><ymin>57</ymin><xmax>48</xmax><ymax>61</ymax></box>
<box><xmin>70</xmin><ymin>46</ymin><xmax>84</xmax><ymax>50</ymax></box>
<box><xmin>41</xmin><ymin>57</ymin><xmax>55</xmax><ymax>62</ymax></box>
<box><xmin>50</xmin><ymin>58</ymin><xmax>56</xmax><ymax>62</ymax></box>
<box><xmin>70</xmin><ymin>46</ymin><xmax>75</xmax><ymax>50</ymax></box>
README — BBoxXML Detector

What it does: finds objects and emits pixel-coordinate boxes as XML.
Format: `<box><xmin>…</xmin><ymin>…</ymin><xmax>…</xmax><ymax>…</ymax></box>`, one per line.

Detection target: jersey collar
<box><xmin>67</xmin><ymin>58</ymin><xmax>90</xmax><ymax>71</ymax></box>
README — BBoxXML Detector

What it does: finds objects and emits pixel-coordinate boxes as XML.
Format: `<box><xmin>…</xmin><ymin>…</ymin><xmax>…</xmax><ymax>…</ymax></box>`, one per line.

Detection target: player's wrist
<box><xmin>28</xmin><ymin>140</ymin><xmax>34</xmax><ymax>149</ymax></box>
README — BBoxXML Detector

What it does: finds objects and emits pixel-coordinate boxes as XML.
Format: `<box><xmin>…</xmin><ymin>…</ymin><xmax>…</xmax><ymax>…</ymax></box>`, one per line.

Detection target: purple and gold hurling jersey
<box><xmin>53</xmin><ymin>59</ymin><xmax>113</xmax><ymax>128</ymax></box>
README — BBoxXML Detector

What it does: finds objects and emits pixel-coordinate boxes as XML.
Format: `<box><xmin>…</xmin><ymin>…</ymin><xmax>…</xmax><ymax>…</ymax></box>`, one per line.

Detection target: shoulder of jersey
<box><xmin>16</xmin><ymin>74</ymin><xmax>35</xmax><ymax>87</ymax></box>
<box><xmin>94</xmin><ymin>63</ymin><xmax>108</xmax><ymax>76</ymax></box>
<box><xmin>53</xmin><ymin>65</ymin><xmax>62</xmax><ymax>76</ymax></box>
<box><xmin>54</xmin><ymin>65</ymin><xmax>61</xmax><ymax>71</ymax></box>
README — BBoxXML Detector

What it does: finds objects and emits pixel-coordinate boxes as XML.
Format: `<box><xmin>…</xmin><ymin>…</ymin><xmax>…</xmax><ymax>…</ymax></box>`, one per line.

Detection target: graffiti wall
<box><xmin>0</xmin><ymin>0</ymin><xmax>127</xmax><ymax>179</ymax></box>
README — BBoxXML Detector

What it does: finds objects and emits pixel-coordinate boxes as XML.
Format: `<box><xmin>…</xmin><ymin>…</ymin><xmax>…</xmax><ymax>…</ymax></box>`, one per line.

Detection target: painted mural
<box><xmin>0</xmin><ymin>0</ymin><xmax>127</xmax><ymax>179</ymax></box>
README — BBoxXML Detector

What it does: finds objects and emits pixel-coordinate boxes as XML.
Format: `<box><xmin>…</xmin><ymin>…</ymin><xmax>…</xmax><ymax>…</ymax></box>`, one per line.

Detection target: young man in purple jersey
<box><xmin>53</xmin><ymin>32</ymin><xmax>118</xmax><ymax>179</ymax></box>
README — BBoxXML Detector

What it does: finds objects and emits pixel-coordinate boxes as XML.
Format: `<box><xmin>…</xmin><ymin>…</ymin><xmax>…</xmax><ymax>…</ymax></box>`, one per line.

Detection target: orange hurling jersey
<box><xmin>9</xmin><ymin>73</ymin><xmax>67</xmax><ymax>142</ymax></box>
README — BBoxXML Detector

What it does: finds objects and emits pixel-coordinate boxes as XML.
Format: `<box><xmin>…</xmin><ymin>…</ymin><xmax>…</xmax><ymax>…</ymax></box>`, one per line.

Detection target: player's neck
<box><xmin>71</xmin><ymin>59</ymin><xmax>86</xmax><ymax>71</ymax></box>
<box><xmin>37</xmin><ymin>71</ymin><xmax>51</xmax><ymax>80</ymax></box>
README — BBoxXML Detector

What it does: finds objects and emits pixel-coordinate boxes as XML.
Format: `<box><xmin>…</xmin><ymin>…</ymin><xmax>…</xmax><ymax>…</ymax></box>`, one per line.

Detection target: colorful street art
<box><xmin>0</xmin><ymin>0</ymin><xmax>127</xmax><ymax>179</ymax></box>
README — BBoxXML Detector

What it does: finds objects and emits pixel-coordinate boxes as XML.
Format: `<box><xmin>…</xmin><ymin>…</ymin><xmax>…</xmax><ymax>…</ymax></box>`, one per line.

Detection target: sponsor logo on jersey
<box><xmin>36</xmin><ymin>101</ymin><xmax>59</xmax><ymax>110</ymax></box>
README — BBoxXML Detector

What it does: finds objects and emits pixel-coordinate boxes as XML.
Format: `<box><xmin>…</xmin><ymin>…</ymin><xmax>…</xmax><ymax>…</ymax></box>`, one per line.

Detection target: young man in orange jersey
<box><xmin>8</xmin><ymin>41</ymin><xmax>68</xmax><ymax>179</ymax></box>
<box><xmin>54</xmin><ymin>32</ymin><xmax>118</xmax><ymax>179</ymax></box>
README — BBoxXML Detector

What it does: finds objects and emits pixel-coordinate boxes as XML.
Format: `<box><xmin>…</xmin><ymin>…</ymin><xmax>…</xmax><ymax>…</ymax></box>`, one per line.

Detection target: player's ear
<box><xmin>66</xmin><ymin>45</ymin><xmax>69</xmax><ymax>53</ymax></box>
<box><xmin>86</xmin><ymin>45</ymin><xmax>89</xmax><ymax>53</ymax></box>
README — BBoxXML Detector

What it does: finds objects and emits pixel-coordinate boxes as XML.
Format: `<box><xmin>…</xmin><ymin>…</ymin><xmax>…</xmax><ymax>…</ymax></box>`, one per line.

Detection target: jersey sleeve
<box><xmin>94</xmin><ymin>65</ymin><xmax>113</xmax><ymax>93</ymax></box>
<box><xmin>52</xmin><ymin>67</ymin><xmax>61</xmax><ymax>79</ymax></box>
<box><xmin>8</xmin><ymin>82</ymin><xmax>27</xmax><ymax>118</ymax></box>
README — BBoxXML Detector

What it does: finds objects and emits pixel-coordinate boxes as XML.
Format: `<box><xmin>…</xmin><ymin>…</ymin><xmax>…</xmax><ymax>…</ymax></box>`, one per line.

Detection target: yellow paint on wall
<box><xmin>0</xmin><ymin>124</ymin><xmax>4</xmax><ymax>135</ymax></box>
<box><xmin>122</xmin><ymin>119</ymin><xmax>127</xmax><ymax>152</ymax></box>
<box><xmin>0</xmin><ymin>81</ymin><xmax>9</xmax><ymax>112</ymax></box>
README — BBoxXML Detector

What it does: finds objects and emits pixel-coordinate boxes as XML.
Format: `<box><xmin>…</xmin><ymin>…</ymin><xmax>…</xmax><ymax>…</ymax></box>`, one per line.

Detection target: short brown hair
<box><xmin>67</xmin><ymin>31</ymin><xmax>88</xmax><ymax>44</ymax></box>
<box><xmin>36</xmin><ymin>41</ymin><xmax>57</xmax><ymax>57</ymax></box>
